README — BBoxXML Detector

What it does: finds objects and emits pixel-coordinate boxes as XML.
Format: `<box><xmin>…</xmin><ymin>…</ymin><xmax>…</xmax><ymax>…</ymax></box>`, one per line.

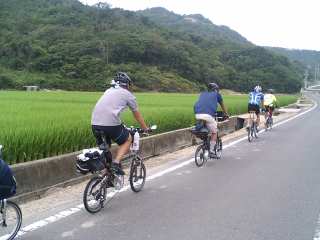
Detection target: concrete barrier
<box><xmin>11</xmin><ymin>116</ymin><xmax>245</xmax><ymax>200</ymax></box>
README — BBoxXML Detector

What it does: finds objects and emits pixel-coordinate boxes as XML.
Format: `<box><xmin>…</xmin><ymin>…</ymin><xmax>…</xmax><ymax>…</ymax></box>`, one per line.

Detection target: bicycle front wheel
<box><xmin>0</xmin><ymin>200</ymin><xmax>22</xmax><ymax>240</ymax></box>
<box><xmin>83</xmin><ymin>176</ymin><xmax>106</xmax><ymax>214</ymax></box>
<box><xmin>195</xmin><ymin>145</ymin><xmax>207</xmax><ymax>167</ymax></box>
<box><xmin>129</xmin><ymin>157</ymin><xmax>146</xmax><ymax>193</ymax></box>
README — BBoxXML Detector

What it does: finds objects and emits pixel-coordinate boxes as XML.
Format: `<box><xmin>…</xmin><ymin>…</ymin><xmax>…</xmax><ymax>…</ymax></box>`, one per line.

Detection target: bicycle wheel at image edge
<box><xmin>195</xmin><ymin>145</ymin><xmax>207</xmax><ymax>167</ymax></box>
<box><xmin>83</xmin><ymin>176</ymin><xmax>106</xmax><ymax>214</ymax></box>
<box><xmin>129</xmin><ymin>158</ymin><xmax>146</xmax><ymax>193</ymax></box>
<box><xmin>0</xmin><ymin>200</ymin><xmax>22</xmax><ymax>240</ymax></box>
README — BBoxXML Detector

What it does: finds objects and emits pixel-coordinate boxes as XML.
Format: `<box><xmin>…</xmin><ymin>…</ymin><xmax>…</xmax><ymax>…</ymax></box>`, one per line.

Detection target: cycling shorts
<box><xmin>248</xmin><ymin>103</ymin><xmax>260</xmax><ymax>115</ymax></box>
<box><xmin>195</xmin><ymin>114</ymin><xmax>218</xmax><ymax>133</ymax></box>
<box><xmin>92</xmin><ymin>124</ymin><xmax>129</xmax><ymax>146</ymax></box>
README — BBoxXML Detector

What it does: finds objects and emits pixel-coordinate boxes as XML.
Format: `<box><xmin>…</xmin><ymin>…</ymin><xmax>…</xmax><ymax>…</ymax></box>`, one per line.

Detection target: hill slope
<box><xmin>266</xmin><ymin>47</ymin><xmax>320</xmax><ymax>82</ymax></box>
<box><xmin>0</xmin><ymin>0</ymin><xmax>303</xmax><ymax>92</ymax></box>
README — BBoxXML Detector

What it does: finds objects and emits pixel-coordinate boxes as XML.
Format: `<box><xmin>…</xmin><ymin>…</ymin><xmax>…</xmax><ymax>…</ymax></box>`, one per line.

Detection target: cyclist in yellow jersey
<box><xmin>263</xmin><ymin>89</ymin><xmax>277</xmax><ymax>117</ymax></box>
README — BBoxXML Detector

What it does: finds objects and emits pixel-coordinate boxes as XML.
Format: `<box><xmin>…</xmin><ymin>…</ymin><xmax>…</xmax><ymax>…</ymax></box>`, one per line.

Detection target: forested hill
<box><xmin>266</xmin><ymin>47</ymin><xmax>320</xmax><ymax>81</ymax></box>
<box><xmin>267</xmin><ymin>47</ymin><xmax>320</xmax><ymax>68</ymax></box>
<box><xmin>139</xmin><ymin>7</ymin><xmax>251</xmax><ymax>46</ymax></box>
<box><xmin>0</xmin><ymin>0</ymin><xmax>302</xmax><ymax>93</ymax></box>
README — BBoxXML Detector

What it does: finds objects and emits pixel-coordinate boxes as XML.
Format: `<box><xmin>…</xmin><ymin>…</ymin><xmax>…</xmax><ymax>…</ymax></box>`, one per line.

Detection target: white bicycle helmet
<box><xmin>254</xmin><ymin>85</ymin><xmax>262</xmax><ymax>93</ymax></box>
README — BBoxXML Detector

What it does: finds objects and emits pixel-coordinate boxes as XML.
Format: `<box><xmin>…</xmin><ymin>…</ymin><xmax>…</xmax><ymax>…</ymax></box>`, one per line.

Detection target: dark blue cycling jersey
<box><xmin>194</xmin><ymin>91</ymin><xmax>223</xmax><ymax>117</ymax></box>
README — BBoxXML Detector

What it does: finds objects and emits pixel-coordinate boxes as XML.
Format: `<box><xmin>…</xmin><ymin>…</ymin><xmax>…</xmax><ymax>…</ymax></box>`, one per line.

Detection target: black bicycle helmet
<box><xmin>208</xmin><ymin>82</ymin><xmax>219</xmax><ymax>91</ymax></box>
<box><xmin>114</xmin><ymin>72</ymin><xmax>132</xmax><ymax>87</ymax></box>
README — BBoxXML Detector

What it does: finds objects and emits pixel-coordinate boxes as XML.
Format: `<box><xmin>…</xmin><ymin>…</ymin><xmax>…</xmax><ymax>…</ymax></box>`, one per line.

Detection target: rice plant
<box><xmin>0</xmin><ymin>91</ymin><xmax>297</xmax><ymax>164</ymax></box>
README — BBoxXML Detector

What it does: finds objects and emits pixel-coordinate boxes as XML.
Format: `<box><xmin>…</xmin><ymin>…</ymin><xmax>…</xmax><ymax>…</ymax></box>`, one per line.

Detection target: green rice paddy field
<box><xmin>0</xmin><ymin>91</ymin><xmax>297</xmax><ymax>164</ymax></box>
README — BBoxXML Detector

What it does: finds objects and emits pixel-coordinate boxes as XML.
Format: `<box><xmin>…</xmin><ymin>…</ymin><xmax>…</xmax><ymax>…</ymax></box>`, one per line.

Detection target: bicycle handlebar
<box><xmin>127</xmin><ymin>125</ymin><xmax>157</xmax><ymax>135</ymax></box>
<box><xmin>214</xmin><ymin>111</ymin><xmax>229</xmax><ymax>121</ymax></box>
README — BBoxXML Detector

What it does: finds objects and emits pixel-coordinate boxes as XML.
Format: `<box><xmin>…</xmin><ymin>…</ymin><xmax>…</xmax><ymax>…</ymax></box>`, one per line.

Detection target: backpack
<box><xmin>0</xmin><ymin>159</ymin><xmax>17</xmax><ymax>200</ymax></box>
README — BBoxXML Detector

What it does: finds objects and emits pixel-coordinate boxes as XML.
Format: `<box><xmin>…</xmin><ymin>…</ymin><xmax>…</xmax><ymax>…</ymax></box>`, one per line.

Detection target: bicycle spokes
<box><xmin>129</xmin><ymin>159</ymin><xmax>146</xmax><ymax>192</ymax></box>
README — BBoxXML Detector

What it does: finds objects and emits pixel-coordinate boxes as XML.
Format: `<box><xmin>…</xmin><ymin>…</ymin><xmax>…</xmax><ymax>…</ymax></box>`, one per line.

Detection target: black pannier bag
<box><xmin>0</xmin><ymin>159</ymin><xmax>17</xmax><ymax>200</ymax></box>
<box><xmin>76</xmin><ymin>148</ymin><xmax>107</xmax><ymax>174</ymax></box>
<box><xmin>190</xmin><ymin>121</ymin><xmax>209</xmax><ymax>140</ymax></box>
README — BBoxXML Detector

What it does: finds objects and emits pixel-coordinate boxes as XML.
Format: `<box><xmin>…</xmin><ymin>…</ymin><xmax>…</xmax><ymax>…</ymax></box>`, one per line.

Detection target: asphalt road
<box><xmin>19</xmin><ymin>92</ymin><xmax>320</xmax><ymax>240</ymax></box>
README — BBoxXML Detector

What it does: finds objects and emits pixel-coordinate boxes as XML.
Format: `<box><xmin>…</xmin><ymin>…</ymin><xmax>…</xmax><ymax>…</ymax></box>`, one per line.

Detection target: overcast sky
<box><xmin>80</xmin><ymin>0</ymin><xmax>320</xmax><ymax>51</ymax></box>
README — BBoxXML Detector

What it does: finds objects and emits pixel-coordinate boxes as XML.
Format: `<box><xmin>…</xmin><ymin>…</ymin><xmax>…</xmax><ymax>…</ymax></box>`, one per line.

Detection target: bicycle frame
<box><xmin>247</xmin><ymin>111</ymin><xmax>258</xmax><ymax>142</ymax></box>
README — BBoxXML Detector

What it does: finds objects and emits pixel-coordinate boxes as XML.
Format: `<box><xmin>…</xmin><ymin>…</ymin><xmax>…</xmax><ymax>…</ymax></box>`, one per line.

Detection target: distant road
<box><xmin>20</xmin><ymin>92</ymin><xmax>320</xmax><ymax>240</ymax></box>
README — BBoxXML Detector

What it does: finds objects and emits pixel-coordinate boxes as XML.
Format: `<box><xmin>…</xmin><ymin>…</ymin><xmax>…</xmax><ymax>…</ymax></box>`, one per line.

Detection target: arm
<box><xmin>218</xmin><ymin>93</ymin><xmax>229</xmax><ymax>117</ymax></box>
<box><xmin>132</xmin><ymin>110</ymin><xmax>148</xmax><ymax>130</ymax></box>
<box><xmin>219</xmin><ymin>101</ymin><xmax>229</xmax><ymax>117</ymax></box>
<box><xmin>273</xmin><ymin>95</ymin><xmax>278</xmax><ymax>108</ymax></box>
<box><xmin>127</xmin><ymin>92</ymin><xmax>148</xmax><ymax>130</ymax></box>
<box><xmin>260</xmin><ymin>94</ymin><xmax>265</xmax><ymax>109</ymax></box>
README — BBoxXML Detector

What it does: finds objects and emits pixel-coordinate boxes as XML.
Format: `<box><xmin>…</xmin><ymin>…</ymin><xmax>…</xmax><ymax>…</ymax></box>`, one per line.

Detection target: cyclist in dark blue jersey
<box><xmin>248</xmin><ymin>85</ymin><xmax>264</xmax><ymax>131</ymax></box>
<box><xmin>194</xmin><ymin>83</ymin><xmax>229</xmax><ymax>154</ymax></box>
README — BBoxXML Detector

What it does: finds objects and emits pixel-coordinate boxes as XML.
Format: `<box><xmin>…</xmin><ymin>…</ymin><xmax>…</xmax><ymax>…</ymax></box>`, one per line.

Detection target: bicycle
<box><xmin>247</xmin><ymin>111</ymin><xmax>258</xmax><ymax>142</ymax></box>
<box><xmin>264</xmin><ymin>107</ymin><xmax>273</xmax><ymax>130</ymax></box>
<box><xmin>0</xmin><ymin>145</ymin><xmax>22</xmax><ymax>240</ymax></box>
<box><xmin>78</xmin><ymin>126</ymin><xmax>157</xmax><ymax>214</ymax></box>
<box><xmin>191</xmin><ymin>112</ymin><xmax>228</xmax><ymax>167</ymax></box>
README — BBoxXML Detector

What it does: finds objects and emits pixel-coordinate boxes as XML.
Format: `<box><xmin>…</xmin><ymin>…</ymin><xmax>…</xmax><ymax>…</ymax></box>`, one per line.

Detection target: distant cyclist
<box><xmin>248</xmin><ymin>85</ymin><xmax>264</xmax><ymax>131</ymax></box>
<box><xmin>91</xmin><ymin>72</ymin><xmax>149</xmax><ymax>175</ymax></box>
<box><xmin>263</xmin><ymin>89</ymin><xmax>277</xmax><ymax>117</ymax></box>
<box><xmin>194</xmin><ymin>83</ymin><xmax>229</xmax><ymax>154</ymax></box>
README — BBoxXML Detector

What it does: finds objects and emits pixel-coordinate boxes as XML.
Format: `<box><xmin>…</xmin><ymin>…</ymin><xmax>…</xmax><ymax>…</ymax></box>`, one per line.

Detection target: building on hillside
<box><xmin>23</xmin><ymin>86</ymin><xmax>40</xmax><ymax>91</ymax></box>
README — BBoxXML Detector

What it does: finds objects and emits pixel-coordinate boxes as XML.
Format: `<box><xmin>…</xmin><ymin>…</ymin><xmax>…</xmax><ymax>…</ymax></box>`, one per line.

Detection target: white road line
<box><xmin>314</xmin><ymin>217</ymin><xmax>320</xmax><ymax>240</ymax></box>
<box><xmin>312</xmin><ymin>102</ymin><xmax>320</xmax><ymax>239</ymax></box>
<box><xmin>7</xmin><ymin>100</ymin><xmax>317</xmax><ymax>239</ymax></box>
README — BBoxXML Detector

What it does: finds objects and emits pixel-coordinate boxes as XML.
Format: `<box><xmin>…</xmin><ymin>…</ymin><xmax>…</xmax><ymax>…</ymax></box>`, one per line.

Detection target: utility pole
<box><xmin>100</xmin><ymin>40</ymin><xmax>109</xmax><ymax>65</ymax></box>
<box><xmin>318</xmin><ymin>64</ymin><xmax>320</xmax><ymax>84</ymax></box>
<box><xmin>304</xmin><ymin>70</ymin><xmax>309</xmax><ymax>89</ymax></box>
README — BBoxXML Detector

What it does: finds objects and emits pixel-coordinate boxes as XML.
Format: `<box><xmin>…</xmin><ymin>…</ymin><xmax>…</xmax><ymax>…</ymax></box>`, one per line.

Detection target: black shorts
<box><xmin>92</xmin><ymin>124</ymin><xmax>130</xmax><ymax>146</ymax></box>
<box><xmin>248</xmin><ymin>103</ymin><xmax>260</xmax><ymax>115</ymax></box>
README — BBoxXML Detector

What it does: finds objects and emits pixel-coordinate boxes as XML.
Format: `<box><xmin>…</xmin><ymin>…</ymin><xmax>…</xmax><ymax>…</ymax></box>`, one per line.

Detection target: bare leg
<box><xmin>210</xmin><ymin>132</ymin><xmax>217</xmax><ymax>151</ymax></box>
<box><xmin>256</xmin><ymin>114</ymin><xmax>260</xmax><ymax>126</ymax></box>
<box><xmin>114</xmin><ymin>134</ymin><xmax>132</xmax><ymax>163</ymax></box>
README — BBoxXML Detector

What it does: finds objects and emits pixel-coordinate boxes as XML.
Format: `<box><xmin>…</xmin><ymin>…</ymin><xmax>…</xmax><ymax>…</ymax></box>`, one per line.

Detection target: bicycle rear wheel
<box><xmin>195</xmin><ymin>145</ymin><xmax>207</xmax><ymax>167</ymax></box>
<box><xmin>129</xmin><ymin>157</ymin><xmax>146</xmax><ymax>193</ymax></box>
<box><xmin>215</xmin><ymin>137</ymin><xmax>223</xmax><ymax>159</ymax></box>
<box><xmin>269</xmin><ymin>117</ymin><xmax>273</xmax><ymax>129</ymax></box>
<box><xmin>253</xmin><ymin>123</ymin><xmax>258</xmax><ymax>138</ymax></box>
<box><xmin>247</xmin><ymin>126</ymin><xmax>253</xmax><ymax>142</ymax></box>
<box><xmin>83</xmin><ymin>176</ymin><xmax>106</xmax><ymax>214</ymax></box>
<box><xmin>0</xmin><ymin>200</ymin><xmax>22</xmax><ymax>240</ymax></box>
